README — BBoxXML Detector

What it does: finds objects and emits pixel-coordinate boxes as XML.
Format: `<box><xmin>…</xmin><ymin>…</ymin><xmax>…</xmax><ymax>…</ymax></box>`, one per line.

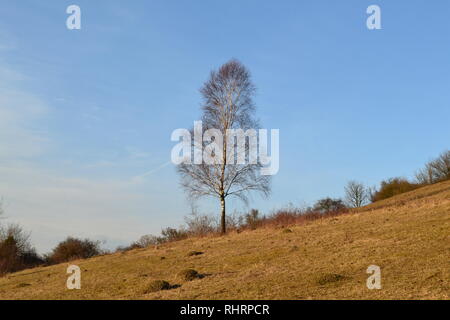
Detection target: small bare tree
<box><xmin>345</xmin><ymin>181</ymin><xmax>368</xmax><ymax>208</ymax></box>
<box><xmin>177</xmin><ymin>60</ymin><xmax>271</xmax><ymax>234</ymax></box>
<box><xmin>415</xmin><ymin>150</ymin><xmax>450</xmax><ymax>184</ymax></box>
<box><xmin>430</xmin><ymin>150</ymin><xmax>450</xmax><ymax>182</ymax></box>
<box><xmin>415</xmin><ymin>163</ymin><xmax>434</xmax><ymax>184</ymax></box>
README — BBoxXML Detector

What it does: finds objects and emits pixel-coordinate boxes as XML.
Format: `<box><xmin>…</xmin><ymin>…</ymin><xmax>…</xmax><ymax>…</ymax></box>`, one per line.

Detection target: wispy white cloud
<box><xmin>0</xmin><ymin>63</ymin><xmax>50</xmax><ymax>160</ymax></box>
<box><xmin>131</xmin><ymin>161</ymin><xmax>172</xmax><ymax>184</ymax></box>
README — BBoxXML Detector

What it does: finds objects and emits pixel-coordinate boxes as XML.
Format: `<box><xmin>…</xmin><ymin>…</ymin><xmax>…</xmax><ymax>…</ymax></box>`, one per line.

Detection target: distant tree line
<box><xmin>369</xmin><ymin>149</ymin><xmax>449</xmax><ymax>202</ymax></box>
<box><xmin>342</xmin><ymin>149</ymin><xmax>449</xmax><ymax>205</ymax></box>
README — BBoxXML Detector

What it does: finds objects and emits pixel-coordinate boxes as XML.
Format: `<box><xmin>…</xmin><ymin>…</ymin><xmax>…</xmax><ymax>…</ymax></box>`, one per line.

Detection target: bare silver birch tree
<box><xmin>177</xmin><ymin>60</ymin><xmax>271</xmax><ymax>234</ymax></box>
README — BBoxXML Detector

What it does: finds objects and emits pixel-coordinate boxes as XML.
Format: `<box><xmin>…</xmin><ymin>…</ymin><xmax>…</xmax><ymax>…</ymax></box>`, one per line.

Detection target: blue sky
<box><xmin>0</xmin><ymin>0</ymin><xmax>449</xmax><ymax>253</ymax></box>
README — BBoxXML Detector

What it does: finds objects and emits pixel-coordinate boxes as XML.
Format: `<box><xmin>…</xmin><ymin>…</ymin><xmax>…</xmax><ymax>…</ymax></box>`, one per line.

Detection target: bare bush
<box><xmin>46</xmin><ymin>237</ymin><xmax>102</xmax><ymax>264</ymax></box>
<box><xmin>0</xmin><ymin>224</ymin><xmax>42</xmax><ymax>275</ymax></box>
<box><xmin>0</xmin><ymin>235</ymin><xmax>22</xmax><ymax>275</ymax></box>
<box><xmin>312</xmin><ymin>198</ymin><xmax>347</xmax><ymax>213</ymax></box>
<box><xmin>116</xmin><ymin>234</ymin><xmax>166</xmax><ymax>252</ymax></box>
<box><xmin>160</xmin><ymin>227</ymin><xmax>188</xmax><ymax>242</ymax></box>
<box><xmin>254</xmin><ymin>204</ymin><xmax>348</xmax><ymax>229</ymax></box>
<box><xmin>245</xmin><ymin>209</ymin><xmax>261</xmax><ymax>230</ymax></box>
<box><xmin>184</xmin><ymin>212</ymin><xmax>217</xmax><ymax>236</ymax></box>
<box><xmin>135</xmin><ymin>234</ymin><xmax>161</xmax><ymax>247</ymax></box>
<box><xmin>415</xmin><ymin>163</ymin><xmax>435</xmax><ymax>185</ymax></box>
<box><xmin>225</xmin><ymin>211</ymin><xmax>244</xmax><ymax>230</ymax></box>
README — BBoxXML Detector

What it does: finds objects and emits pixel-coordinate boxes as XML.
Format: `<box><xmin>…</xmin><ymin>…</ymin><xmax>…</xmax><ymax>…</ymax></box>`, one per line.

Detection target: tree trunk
<box><xmin>220</xmin><ymin>195</ymin><xmax>226</xmax><ymax>234</ymax></box>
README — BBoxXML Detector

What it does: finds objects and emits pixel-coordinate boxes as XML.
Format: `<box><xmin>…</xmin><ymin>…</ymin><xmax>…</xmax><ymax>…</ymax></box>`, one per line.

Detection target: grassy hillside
<box><xmin>0</xmin><ymin>180</ymin><xmax>449</xmax><ymax>300</ymax></box>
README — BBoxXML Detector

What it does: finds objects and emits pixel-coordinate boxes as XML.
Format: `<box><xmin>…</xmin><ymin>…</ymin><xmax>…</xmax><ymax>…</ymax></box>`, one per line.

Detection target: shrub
<box><xmin>135</xmin><ymin>234</ymin><xmax>161</xmax><ymax>247</ymax></box>
<box><xmin>371</xmin><ymin>178</ymin><xmax>420</xmax><ymax>202</ymax></box>
<box><xmin>245</xmin><ymin>209</ymin><xmax>261</xmax><ymax>230</ymax></box>
<box><xmin>20</xmin><ymin>248</ymin><xmax>43</xmax><ymax>267</ymax></box>
<box><xmin>225</xmin><ymin>211</ymin><xmax>244</xmax><ymax>230</ymax></box>
<box><xmin>184</xmin><ymin>213</ymin><xmax>217</xmax><ymax>236</ymax></box>
<box><xmin>0</xmin><ymin>236</ymin><xmax>22</xmax><ymax>275</ymax></box>
<box><xmin>313</xmin><ymin>198</ymin><xmax>347</xmax><ymax>213</ymax></box>
<box><xmin>160</xmin><ymin>227</ymin><xmax>188</xmax><ymax>242</ymax></box>
<box><xmin>116</xmin><ymin>234</ymin><xmax>165</xmax><ymax>252</ymax></box>
<box><xmin>0</xmin><ymin>224</ymin><xmax>42</xmax><ymax>275</ymax></box>
<box><xmin>250</xmin><ymin>203</ymin><xmax>348</xmax><ymax>230</ymax></box>
<box><xmin>47</xmin><ymin>237</ymin><xmax>102</xmax><ymax>264</ymax></box>
<box><xmin>122</xmin><ymin>225</ymin><xmax>191</xmax><ymax>254</ymax></box>
<box><xmin>115</xmin><ymin>243</ymin><xmax>142</xmax><ymax>252</ymax></box>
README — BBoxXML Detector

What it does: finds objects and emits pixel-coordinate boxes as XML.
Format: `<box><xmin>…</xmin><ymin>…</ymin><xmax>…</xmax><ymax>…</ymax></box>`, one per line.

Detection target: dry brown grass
<box><xmin>0</xmin><ymin>180</ymin><xmax>449</xmax><ymax>300</ymax></box>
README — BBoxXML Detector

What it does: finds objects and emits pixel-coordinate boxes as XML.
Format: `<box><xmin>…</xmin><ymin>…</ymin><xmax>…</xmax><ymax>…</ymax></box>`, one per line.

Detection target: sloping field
<box><xmin>0</xmin><ymin>181</ymin><xmax>449</xmax><ymax>300</ymax></box>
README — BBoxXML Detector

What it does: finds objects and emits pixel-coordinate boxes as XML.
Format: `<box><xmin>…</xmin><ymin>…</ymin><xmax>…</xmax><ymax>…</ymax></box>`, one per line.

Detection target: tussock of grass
<box><xmin>315</xmin><ymin>273</ymin><xmax>348</xmax><ymax>286</ymax></box>
<box><xmin>178</xmin><ymin>269</ymin><xmax>200</xmax><ymax>281</ymax></box>
<box><xmin>144</xmin><ymin>280</ymin><xmax>170</xmax><ymax>293</ymax></box>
